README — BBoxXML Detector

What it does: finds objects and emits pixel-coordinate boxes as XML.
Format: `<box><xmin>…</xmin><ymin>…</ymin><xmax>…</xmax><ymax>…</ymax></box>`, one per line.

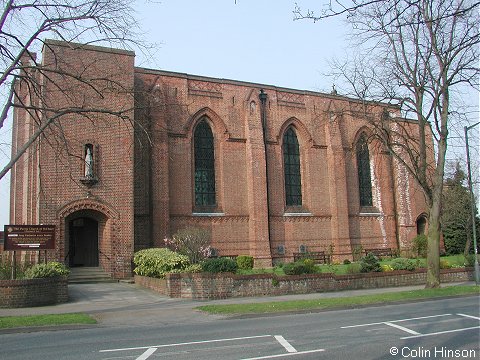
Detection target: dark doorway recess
<box><xmin>416</xmin><ymin>215</ymin><xmax>427</xmax><ymax>235</ymax></box>
<box><xmin>69</xmin><ymin>217</ymin><xmax>99</xmax><ymax>267</ymax></box>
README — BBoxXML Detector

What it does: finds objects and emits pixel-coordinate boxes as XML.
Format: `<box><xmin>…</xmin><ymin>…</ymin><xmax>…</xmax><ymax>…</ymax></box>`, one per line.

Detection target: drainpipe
<box><xmin>259</xmin><ymin>89</ymin><xmax>272</xmax><ymax>258</ymax></box>
<box><xmin>384</xmin><ymin>110</ymin><xmax>401</xmax><ymax>254</ymax></box>
<box><xmin>388</xmin><ymin>149</ymin><xmax>401</xmax><ymax>253</ymax></box>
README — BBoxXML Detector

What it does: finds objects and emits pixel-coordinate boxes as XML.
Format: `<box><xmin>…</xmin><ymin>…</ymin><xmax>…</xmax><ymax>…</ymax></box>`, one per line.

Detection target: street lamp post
<box><xmin>464</xmin><ymin>122</ymin><xmax>480</xmax><ymax>285</ymax></box>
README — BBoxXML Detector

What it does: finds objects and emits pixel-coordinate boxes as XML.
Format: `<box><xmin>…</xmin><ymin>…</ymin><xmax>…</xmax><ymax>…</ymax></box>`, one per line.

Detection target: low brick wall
<box><xmin>0</xmin><ymin>277</ymin><xmax>69</xmax><ymax>308</ymax></box>
<box><xmin>136</xmin><ymin>269</ymin><xmax>474</xmax><ymax>300</ymax></box>
<box><xmin>134</xmin><ymin>275</ymin><xmax>169</xmax><ymax>295</ymax></box>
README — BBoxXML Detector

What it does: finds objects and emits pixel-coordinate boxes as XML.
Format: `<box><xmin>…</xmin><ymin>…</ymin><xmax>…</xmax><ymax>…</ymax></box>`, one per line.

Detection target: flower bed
<box><xmin>135</xmin><ymin>268</ymin><xmax>474</xmax><ymax>300</ymax></box>
<box><xmin>0</xmin><ymin>276</ymin><xmax>68</xmax><ymax>308</ymax></box>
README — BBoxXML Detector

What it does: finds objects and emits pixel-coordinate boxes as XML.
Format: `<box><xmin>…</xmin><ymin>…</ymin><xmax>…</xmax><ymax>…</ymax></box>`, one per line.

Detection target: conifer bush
<box><xmin>360</xmin><ymin>253</ymin><xmax>382</xmax><ymax>273</ymax></box>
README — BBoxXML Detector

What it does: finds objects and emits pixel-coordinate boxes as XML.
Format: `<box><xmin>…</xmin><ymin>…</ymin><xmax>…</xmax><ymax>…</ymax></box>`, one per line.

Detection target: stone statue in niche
<box><xmin>250</xmin><ymin>100</ymin><xmax>256</xmax><ymax>115</ymax></box>
<box><xmin>84</xmin><ymin>146</ymin><xmax>94</xmax><ymax>178</ymax></box>
<box><xmin>80</xmin><ymin>144</ymin><xmax>97</xmax><ymax>187</ymax></box>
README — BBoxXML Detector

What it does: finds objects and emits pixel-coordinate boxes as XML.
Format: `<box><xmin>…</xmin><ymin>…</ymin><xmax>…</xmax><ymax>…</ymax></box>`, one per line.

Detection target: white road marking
<box><xmin>401</xmin><ymin>326</ymin><xmax>480</xmax><ymax>339</ymax></box>
<box><xmin>457</xmin><ymin>313</ymin><xmax>480</xmax><ymax>321</ymax></box>
<box><xmin>383</xmin><ymin>322</ymin><xmax>420</xmax><ymax>335</ymax></box>
<box><xmin>240</xmin><ymin>348</ymin><xmax>325</xmax><ymax>360</ymax></box>
<box><xmin>136</xmin><ymin>347</ymin><xmax>157</xmax><ymax>360</ymax></box>
<box><xmin>99</xmin><ymin>334</ymin><xmax>272</xmax><ymax>352</ymax></box>
<box><xmin>341</xmin><ymin>314</ymin><xmax>452</xmax><ymax>328</ymax></box>
<box><xmin>274</xmin><ymin>335</ymin><xmax>297</xmax><ymax>353</ymax></box>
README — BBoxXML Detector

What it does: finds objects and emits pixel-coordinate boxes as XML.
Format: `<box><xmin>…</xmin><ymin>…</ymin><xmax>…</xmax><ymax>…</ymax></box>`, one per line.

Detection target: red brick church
<box><xmin>9</xmin><ymin>40</ymin><xmax>428</xmax><ymax>278</ymax></box>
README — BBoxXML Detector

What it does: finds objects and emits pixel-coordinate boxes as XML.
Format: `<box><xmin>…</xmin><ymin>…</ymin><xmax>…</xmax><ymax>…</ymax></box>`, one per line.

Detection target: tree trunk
<box><xmin>425</xmin><ymin>131</ymin><xmax>447</xmax><ymax>288</ymax></box>
<box><xmin>464</xmin><ymin>231</ymin><xmax>472</xmax><ymax>257</ymax></box>
<box><xmin>425</xmin><ymin>136</ymin><xmax>447</xmax><ymax>288</ymax></box>
<box><xmin>426</xmin><ymin>203</ymin><xmax>441</xmax><ymax>288</ymax></box>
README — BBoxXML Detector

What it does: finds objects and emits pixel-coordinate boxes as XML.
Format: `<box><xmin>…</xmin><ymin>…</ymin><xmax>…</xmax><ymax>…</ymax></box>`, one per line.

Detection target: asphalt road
<box><xmin>1</xmin><ymin>295</ymin><xmax>479</xmax><ymax>360</ymax></box>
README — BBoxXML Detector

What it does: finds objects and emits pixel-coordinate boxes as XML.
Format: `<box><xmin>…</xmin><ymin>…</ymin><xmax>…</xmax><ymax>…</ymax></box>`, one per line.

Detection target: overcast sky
<box><xmin>0</xmin><ymin>0</ymin><xmax>478</xmax><ymax>226</ymax></box>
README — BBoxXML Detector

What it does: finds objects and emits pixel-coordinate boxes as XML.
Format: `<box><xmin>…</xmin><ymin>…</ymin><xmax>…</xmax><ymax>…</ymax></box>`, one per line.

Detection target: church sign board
<box><xmin>4</xmin><ymin>225</ymin><xmax>55</xmax><ymax>250</ymax></box>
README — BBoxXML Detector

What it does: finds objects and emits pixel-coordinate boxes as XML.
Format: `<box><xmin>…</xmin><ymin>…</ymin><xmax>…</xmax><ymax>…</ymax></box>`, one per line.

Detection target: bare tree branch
<box><xmin>0</xmin><ymin>0</ymin><xmax>156</xmax><ymax>181</ymax></box>
<box><xmin>299</xmin><ymin>0</ymin><xmax>479</xmax><ymax>287</ymax></box>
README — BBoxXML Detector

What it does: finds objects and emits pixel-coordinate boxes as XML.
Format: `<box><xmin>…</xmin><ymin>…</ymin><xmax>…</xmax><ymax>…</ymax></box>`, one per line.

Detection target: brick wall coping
<box><xmin>0</xmin><ymin>276</ymin><xmax>69</xmax><ymax>308</ymax></box>
<box><xmin>166</xmin><ymin>267</ymin><xmax>471</xmax><ymax>280</ymax></box>
<box><xmin>135</xmin><ymin>268</ymin><xmax>474</xmax><ymax>300</ymax></box>
<box><xmin>44</xmin><ymin>39</ymin><xmax>135</xmax><ymax>57</ymax></box>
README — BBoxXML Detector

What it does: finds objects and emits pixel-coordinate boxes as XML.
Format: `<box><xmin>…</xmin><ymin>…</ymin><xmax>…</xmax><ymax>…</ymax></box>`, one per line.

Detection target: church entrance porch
<box><xmin>65</xmin><ymin>209</ymin><xmax>108</xmax><ymax>269</ymax></box>
<box><xmin>59</xmin><ymin>199</ymin><xmax>130</xmax><ymax>279</ymax></box>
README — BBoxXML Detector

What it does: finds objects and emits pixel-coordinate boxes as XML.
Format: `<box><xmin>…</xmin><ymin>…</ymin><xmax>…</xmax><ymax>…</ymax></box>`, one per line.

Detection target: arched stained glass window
<box><xmin>356</xmin><ymin>133</ymin><xmax>373</xmax><ymax>207</ymax></box>
<box><xmin>194</xmin><ymin>120</ymin><xmax>216</xmax><ymax>206</ymax></box>
<box><xmin>283</xmin><ymin>126</ymin><xmax>302</xmax><ymax>206</ymax></box>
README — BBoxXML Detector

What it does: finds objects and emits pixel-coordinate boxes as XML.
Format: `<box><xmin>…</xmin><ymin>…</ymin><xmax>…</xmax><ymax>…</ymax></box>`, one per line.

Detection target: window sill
<box><xmin>359</xmin><ymin>206</ymin><xmax>382</xmax><ymax>216</ymax></box>
<box><xmin>192</xmin><ymin>212</ymin><xmax>225</xmax><ymax>217</ymax></box>
<box><xmin>283</xmin><ymin>212</ymin><xmax>313</xmax><ymax>217</ymax></box>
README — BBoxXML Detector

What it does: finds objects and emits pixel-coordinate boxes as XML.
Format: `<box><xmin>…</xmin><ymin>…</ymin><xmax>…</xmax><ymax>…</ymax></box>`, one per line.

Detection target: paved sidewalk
<box><xmin>0</xmin><ymin>282</ymin><xmax>212</xmax><ymax>326</ymax></box>
<box><xmin>0</xmin><ymin>281</ymin><xmax>476</xmax><ymax>326</ymax></box>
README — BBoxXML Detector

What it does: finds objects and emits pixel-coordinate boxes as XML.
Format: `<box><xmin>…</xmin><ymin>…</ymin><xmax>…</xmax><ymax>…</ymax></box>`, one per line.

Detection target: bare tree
<box><xmin>296</xmin><ymin>0</ymin><xmax>479</xmax><ymax>287</ymax></box>
<box><xmin>0</xmin><ymin>0</ymin><xmax>146</xmax><ymax>180</ymax></box>
<box><xmin>294</xmin><ymin>0</ymin><xmax>480</xmax><ymax>23</ymax></box>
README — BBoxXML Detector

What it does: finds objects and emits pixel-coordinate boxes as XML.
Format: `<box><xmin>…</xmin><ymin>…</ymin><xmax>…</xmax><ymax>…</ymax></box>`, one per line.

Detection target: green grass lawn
<box><xmin>196</xmin><ymin>285</ymin><xmax>480</xmax><ymax>315</ymax></box>
<box><xmin>0</xmin><ymin>313</ymin><xmax>97</xmax><ymax>329</ymax></box>
<box><xmin>237</xmin><ymin>254</ymin><xmax>471</xmax><ymax>276</ymax></box>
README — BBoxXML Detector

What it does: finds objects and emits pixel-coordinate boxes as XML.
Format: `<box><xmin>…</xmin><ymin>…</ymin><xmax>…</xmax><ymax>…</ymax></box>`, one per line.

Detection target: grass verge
<box><xmin>196</xmin><ymin>285</ymin><xmax>480</xmax><ymax>315</ymax></box>
<box><xmin>0</xmin><ymin>313</ymin><xmax>97</xmax><ymax>329</ymax></box>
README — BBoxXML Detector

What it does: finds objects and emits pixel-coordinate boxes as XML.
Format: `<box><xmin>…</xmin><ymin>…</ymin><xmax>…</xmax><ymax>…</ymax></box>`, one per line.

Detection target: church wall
<box><xmin>133</xmin><ymin>69</ymin><xmax>424</xmax><ymax>264</ymax></box>
<box><xmin>390</xmin><ymin>120</ymin><xmax>434</xmax><ymax>248</ymax></box>
<box><xmin>10</xmin><ymin>41</ymin><xmax>136</xmax><ymax>277</ymax></box>
<box><xmin>10</xmin><ymin>41</ymin><xmax>429</xmax><ymax>275</ymax></box>
<box><xmin>10</xmin><ymin>52</ymin><xmax>41</xmax><ymax>226</ymax></box>
<box><xmin>133</xmin><ymin>77</ymin><xmax>153</xmax><ymax>251</ymax></box>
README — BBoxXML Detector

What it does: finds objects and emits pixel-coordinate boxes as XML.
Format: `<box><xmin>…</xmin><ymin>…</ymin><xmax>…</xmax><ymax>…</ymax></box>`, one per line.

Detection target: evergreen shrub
<box><xmin>346</xmin><ymin>263</ymin><xmax>362</xmax><ymax>274</ymax></box>
<box><xmin>24</xmin><ymin>262</ymin><xmax>70</xmax><ymax>279</ymax></box>
<box><xmin>0</xmin><ymin>254</ymin><xmax>32</xmax><ymax>279</ymax></box>
<box><xmin>202</xmin><ymin>257</ymin><xmax>238</xmax><ymax>273</ymax></box>
<box><xmin>168</xmin><ymin>264</ymin><xmax>203</xmax><ymax>274</ymax></box>
<box><xmin>464</xmin><ymin>254</ymin><xmax>480</xmax><ymax>267</ymax></box>
<box><xmin>236</xmin><ymin>255</ymin><xmax>254</xmax><ymax>270</ymax></box>
<box><xmin>439</xmin><ymin>259</ymin><xmax>451</xmax><ymax>269</ymax></box>
<box><xmin>360</xmin><ymin>253</ymin><xmax>382</xmax><ymax>273</ymax></box>
<box><xmin>412</xmin><ymin>234</ymin><xmax>428</xmax><ymax>257</ymax></box>
<box><xmin>390</xmin><ymin>258</ymin><xmax>417</xmax><ymax>271</ymax></box>
<box><xmin>283</xmin><ymin>260</ymin><xmax>316</xmax><ymax>275</ymax></box>
<box><xmin>133</xmin><ymin>248</ymin><xmax>190</xmax><ymax>278</ymax></box>
<box><xmin>381</xmin><ymin>264</ymin><xmax>394</xmax><ymax>272</ymax></box>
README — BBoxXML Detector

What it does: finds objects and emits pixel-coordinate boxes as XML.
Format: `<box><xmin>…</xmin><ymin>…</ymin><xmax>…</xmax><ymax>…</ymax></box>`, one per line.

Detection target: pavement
<box><xmin>0</xmin><ymin>280</ymin><xmax>476</xmax><ymax>327</ymax></box>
